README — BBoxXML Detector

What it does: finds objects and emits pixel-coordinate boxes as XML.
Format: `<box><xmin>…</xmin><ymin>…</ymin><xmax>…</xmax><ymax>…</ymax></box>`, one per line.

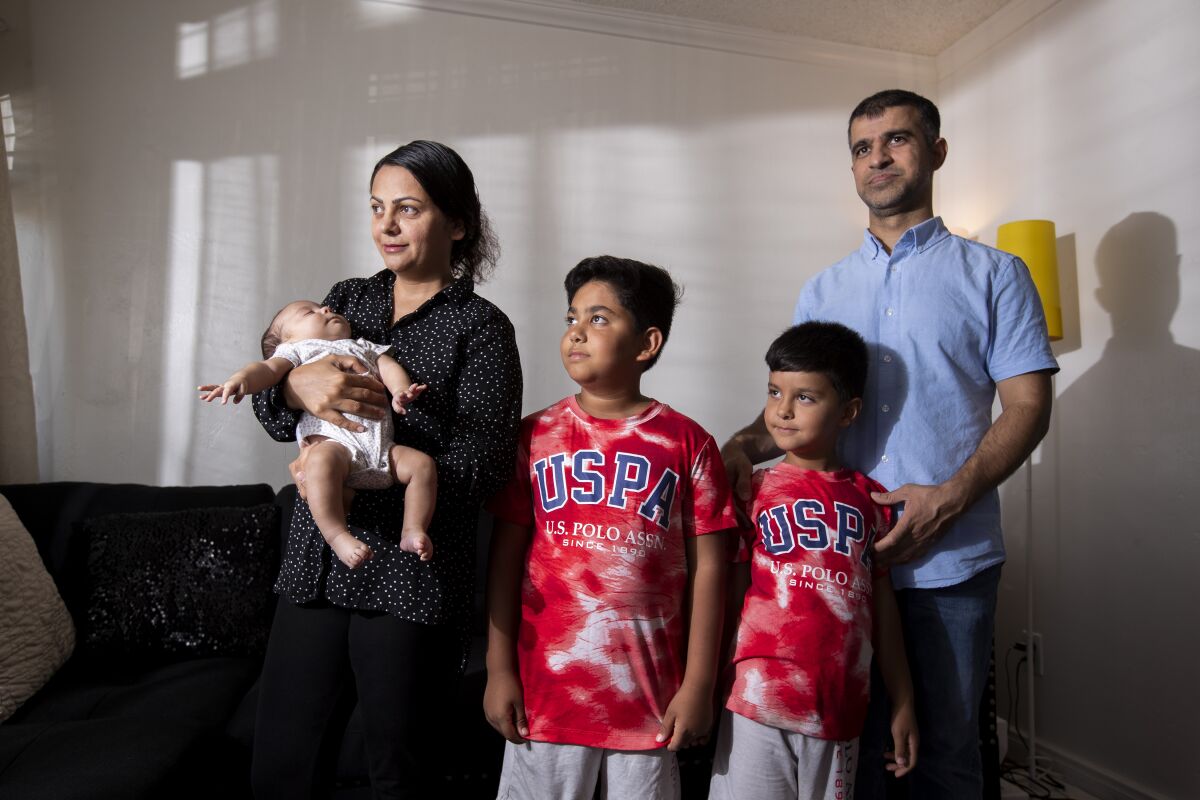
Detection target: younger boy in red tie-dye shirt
<box><xmin>485</xmin><ymin>256</ymin><xmax>737</xmax><ymax>799</ymax></box>
<box><xmin>710</xmin><ymin>321</ymin><xmax>918</xmax><ymax>800</ymax></box>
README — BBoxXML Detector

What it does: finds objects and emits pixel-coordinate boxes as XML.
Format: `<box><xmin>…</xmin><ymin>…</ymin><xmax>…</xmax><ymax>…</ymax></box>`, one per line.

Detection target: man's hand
<box><xmin>873</xmin><ymin>372</ymin><xmax>1052</xmax><ymax>566</ymax></box>
<box><xmin>720</xmin><ymin>414</ymin><xmax>780</xmax><ymax>529</ymax></box>
<box><xmin>655</xmin><ymin>682</ymin><xmax>713</xmax><ymax>752</ymax></box>
<box><xmin>871</xmin><ymin>481</ymin><xmax>968</xmax><ymax>566</ymax></box>
<box><xmin>284</xmin><ymin>355</ymin><xmax>388</xmax><ymax>433</ymax></box>
<box><xmin>720</xmin><ymin>440</ymin><xmax>755</xmax><ymax>529</ymax></box>
<box><xmin>483</xmin><ymin>669</ymin><xmax>529</xmax><ymax>744</ymax></box>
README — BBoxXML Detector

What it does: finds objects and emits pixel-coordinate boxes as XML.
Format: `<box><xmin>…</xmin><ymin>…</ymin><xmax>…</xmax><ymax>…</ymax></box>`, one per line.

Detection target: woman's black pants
<box><xmin>251</xmin><ymin>599</ymin><xmax>458</xmax><ymax>799</ymax></box>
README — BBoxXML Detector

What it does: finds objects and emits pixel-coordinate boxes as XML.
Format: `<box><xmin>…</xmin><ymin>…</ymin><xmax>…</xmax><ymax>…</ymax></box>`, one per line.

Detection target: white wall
<box><xmin>937</xmin><ymin>1</ymin><xmax>1200</xmax><ymax>797</ymax></box>
<box><xmin>10</xmin><ymin>0</ymin><xmax>932</xmax><ymax>487</ymax></box>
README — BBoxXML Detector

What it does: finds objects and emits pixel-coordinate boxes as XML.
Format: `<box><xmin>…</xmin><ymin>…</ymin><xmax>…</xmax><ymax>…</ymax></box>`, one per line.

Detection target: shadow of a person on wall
<box><xmin>1039</xmin><ymin>211</ymin><xmax>1200</xmax><ymax>779</ymax></box>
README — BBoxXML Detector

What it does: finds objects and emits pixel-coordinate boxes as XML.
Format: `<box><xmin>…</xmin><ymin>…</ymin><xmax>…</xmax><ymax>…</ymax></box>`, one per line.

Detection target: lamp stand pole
<box><xmin>1025</xmin><ymin>455</ymin><xmax>1037</xmax><ymax>780</ymax></box>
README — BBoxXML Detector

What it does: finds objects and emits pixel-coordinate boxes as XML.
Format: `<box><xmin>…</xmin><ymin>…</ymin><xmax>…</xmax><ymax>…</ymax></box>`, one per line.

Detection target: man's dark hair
<box><xmin>563</xmin><ymin>255</ymin><xmax>682</xmax><ymax>371</ymax></box>
<box><xmin>848</xmin><ymin>89</ymin><xmax>941</xmax><ymax>147</ymax></box>
<box><xmin>765</xmin><ymin>321</ymin><xmax>868</xmax><ymax>403</ymax></box>
<box><xmin>371</xmin><ymin>140</ymin><xmax>499</xmax><ymax>284</ymax></box>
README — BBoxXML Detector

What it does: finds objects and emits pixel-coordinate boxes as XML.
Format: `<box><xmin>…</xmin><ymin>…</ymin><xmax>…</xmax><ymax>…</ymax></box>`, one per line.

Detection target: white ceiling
<box><xmin>568</xmin><ymin>0</ymin><xmax>1015</xmax><ymax>56</ymax></box>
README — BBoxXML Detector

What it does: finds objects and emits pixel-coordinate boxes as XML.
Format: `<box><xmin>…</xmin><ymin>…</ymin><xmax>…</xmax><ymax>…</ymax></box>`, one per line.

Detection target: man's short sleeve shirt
<box><xmin>487</xmin><ymin>397</ymin><xmax>738</xmax><ymax>749</ymax></box>
<box><xmin>793</xmin><ymin>217</ymin><xmax>1058</xmax><ymax>588</ymax></box>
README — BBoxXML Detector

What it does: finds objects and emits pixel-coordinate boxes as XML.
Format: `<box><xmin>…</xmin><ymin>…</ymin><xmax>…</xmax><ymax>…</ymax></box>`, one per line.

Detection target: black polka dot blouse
<box><xmin>253</xmin><ymin>270</ymin><xmax>523</xmax><ymax>649</ymax></box>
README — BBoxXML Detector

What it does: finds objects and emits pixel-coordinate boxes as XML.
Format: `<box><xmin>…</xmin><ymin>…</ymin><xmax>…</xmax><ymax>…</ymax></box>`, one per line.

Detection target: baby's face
<box><xmin>279</xmin><ymin>301</ymin><xmax>352</xmax><ymax>343</ymax></box>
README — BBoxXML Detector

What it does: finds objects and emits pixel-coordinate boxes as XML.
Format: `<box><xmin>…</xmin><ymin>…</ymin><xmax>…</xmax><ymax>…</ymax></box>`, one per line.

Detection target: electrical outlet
<box><xmin>1020</xmin><ymin>630</ymin><xmax>1044</xmax><ymax>676</ymax></box>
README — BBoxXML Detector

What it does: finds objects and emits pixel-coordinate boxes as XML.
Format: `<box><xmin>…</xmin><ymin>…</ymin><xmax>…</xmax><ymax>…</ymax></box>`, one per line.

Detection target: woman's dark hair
<box><xmin>563</xmin><ymin>255</ymin><xmax>682</xmax><ymax>371</ymax></box>
<box><xmin>765</xmin><ymin>321</ymin><xmax>868</xmax><ymax>403</ymax></box>
<box><xmin>371</xmin><ymin>140</ymin><xmax>499</xmax><ymax>283</ymax></box>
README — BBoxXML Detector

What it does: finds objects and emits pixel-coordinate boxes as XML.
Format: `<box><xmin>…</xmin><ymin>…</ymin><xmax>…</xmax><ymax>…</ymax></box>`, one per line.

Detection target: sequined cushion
<box><xmin>82</xmin><ymin>504</ymin><xmax>280</xmax><ymax>658</ymax></box>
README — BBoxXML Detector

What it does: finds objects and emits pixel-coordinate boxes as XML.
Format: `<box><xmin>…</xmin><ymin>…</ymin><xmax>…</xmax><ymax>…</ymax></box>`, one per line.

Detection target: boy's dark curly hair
<box><xmin>765</xmin><ymin>321</ymin><xmax>868</xmax><ymax>403</ymax></box>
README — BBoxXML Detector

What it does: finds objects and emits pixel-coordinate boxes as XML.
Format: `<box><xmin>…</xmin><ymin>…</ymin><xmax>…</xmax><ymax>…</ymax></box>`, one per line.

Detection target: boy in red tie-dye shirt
<box><xmin>485</xmin><ymin>256</ymin><xmax>737</xmax><ymax>799</ymax></box>
<box><xmin>710</xmin><ymin>322</ymin><xmax>918</xmax><ymax>800</ymax></box>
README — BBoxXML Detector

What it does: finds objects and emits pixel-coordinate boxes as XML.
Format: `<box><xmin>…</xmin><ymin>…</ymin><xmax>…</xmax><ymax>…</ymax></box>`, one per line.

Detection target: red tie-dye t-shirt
<box><xmin>726</xmin><ymin>464</ymin><xmax>892</xmax><ymax>741</ymax></box>
<box><xmin>488</xmin><ymin>396</ymin><xmax>738</xmax><ymax>750</ymax></box>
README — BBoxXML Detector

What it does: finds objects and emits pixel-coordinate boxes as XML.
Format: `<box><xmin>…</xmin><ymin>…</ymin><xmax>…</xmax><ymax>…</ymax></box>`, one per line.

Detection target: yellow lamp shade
<box><xmin>996</xmin><ymin>220</ymin><xmax>1062</xmax><ymax>341</ymax></box>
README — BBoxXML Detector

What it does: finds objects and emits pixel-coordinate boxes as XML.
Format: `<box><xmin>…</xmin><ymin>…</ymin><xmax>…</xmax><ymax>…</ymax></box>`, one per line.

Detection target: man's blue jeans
<box><xmin>854</xmin><ymin>564</ymin><xmax>1002</xmax><ymax>799</ymax></box>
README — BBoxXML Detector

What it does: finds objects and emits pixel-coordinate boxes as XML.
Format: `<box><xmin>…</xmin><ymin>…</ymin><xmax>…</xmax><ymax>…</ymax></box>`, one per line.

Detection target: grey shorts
<box><xmin>496</xmin><ymin>739</ymin><xmax>680</xmax><ymax>800</ymax></box>
<box><xmin>709</xmin><ymin>709</ymin><xmax>857</xmax><ymax>800</ymax></box>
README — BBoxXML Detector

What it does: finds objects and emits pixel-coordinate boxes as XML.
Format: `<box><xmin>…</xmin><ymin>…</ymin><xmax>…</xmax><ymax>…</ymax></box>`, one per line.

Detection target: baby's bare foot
<box><xmin>400</xmin><ymin>531</ymin><xmax>433</xmax><ymax>561</ymax></box>
<box><xmin>330</xmin><ymin>531</ymin><xmax>374</xmax><ymax>569</ymax></box>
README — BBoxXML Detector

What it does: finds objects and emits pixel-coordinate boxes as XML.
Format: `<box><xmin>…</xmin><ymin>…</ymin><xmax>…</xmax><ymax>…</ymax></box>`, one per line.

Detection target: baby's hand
<box><xmin>198</xmin><ymin>378</ymin><xmax>250</xmax><ymax>405</ymax></box>
<box><xmin>391</xmin><ymin>383</ymin><xmax>427</xmax><ymax>415</ymax></box>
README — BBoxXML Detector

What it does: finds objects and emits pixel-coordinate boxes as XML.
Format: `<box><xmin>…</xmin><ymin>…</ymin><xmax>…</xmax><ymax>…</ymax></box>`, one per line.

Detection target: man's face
<box><xmin>849</xmin><ymin>105</ymin><xmax>946</xmax><ymax>218</ymax></box>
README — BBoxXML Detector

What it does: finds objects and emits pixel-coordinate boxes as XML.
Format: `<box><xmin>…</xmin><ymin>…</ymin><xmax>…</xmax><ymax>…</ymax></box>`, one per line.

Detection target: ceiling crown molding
<box><xmin>369</xmin><ymin>0</ymin><xmax>937</xmax><ymax>78</ymax></box>
<box><xmin>936</xmin><ymin>0</ymin><xmax>1063</xmax><ymax>80</ymax></box>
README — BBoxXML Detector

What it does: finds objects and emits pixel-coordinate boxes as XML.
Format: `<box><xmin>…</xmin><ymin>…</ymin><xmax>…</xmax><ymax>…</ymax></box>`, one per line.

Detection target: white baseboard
<box><xmin>1006</xmin><ymin>736</ymin><xmax>1170</xmax><ymax>800</ymax></box>
<box><xmin>1000</xmin><ymin>778</ymin><xmax>1029</xmax><ymax>799</ymax></box>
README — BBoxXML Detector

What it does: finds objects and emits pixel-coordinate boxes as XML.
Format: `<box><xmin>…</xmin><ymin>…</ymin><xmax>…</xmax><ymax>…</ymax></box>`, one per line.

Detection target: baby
<box><xmin>200</xmin><ymin>300</ymin><xmax>435</xmax><ymax>567</ymax></box>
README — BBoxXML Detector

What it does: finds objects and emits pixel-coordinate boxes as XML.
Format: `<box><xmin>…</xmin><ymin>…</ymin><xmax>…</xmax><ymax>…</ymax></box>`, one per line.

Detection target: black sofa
<box><xmin>0</xmin><ymin>482</ymin><xmax>285</xmax><ymax>799</ymax></box>
<box><xmin>0</xmin><ymin>481</ymin><xmax>510</xmax><ymax>799</ymax></box>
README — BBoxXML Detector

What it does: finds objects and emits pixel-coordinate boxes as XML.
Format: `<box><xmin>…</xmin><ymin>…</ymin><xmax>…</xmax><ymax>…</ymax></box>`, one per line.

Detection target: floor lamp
<box><xmin>996</xmin><ymin>220</ymin><xmax>1062</xmax><ymax>781</ymax></box>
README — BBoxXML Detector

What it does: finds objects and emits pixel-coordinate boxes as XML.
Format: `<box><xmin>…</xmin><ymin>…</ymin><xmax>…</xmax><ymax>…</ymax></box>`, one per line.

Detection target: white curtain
<box><xmin>0</xmin><ymin>128</ymin><xmax>38</xmax><ymax>483</ymax></box>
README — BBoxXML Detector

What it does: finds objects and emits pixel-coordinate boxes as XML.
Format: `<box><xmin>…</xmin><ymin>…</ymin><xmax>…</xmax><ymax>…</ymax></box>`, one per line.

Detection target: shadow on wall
<box><xmin>1038</xmin><ymin>211</ymin><xmax>1200</xmax><ymax>780</ymax></box>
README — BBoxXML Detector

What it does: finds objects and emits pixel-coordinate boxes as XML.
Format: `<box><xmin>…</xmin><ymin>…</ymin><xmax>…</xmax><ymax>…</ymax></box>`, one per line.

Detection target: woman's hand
<box><xmin>283</xmin><ymin>355</ymin><xmax>388</xmax><ymax>432</ymax></box>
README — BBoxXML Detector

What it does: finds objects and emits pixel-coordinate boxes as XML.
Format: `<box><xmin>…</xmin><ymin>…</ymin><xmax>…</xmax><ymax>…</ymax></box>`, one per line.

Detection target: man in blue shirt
<box><xmin>722</xmin><ymin>90</ymin><xmax>1057</xmax><ymax>798</ymax></box>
